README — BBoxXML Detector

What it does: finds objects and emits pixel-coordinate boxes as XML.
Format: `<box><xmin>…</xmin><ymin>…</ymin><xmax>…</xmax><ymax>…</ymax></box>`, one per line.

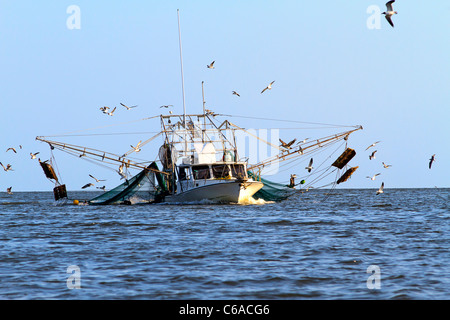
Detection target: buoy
<box><xmin>73</xmin><ymin>199</ymin><xmax>79</xmax><ymax>205</ymax></box>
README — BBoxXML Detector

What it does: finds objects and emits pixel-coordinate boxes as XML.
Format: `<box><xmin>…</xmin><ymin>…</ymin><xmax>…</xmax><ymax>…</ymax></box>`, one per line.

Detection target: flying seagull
<box><xmin>107</xmin><ymin>107</ymin><xmax>116</xmax><ymax>116</ymax></box>
<box><xmin>7</xmin><ymin>187</ymin><xmax>13</xmax><ymax>195</ymax></box>
<box><xmin>261</xmin><ymin>81</ymin><xmax>275</xmax><ymax>94</ymax></box>
<box><xmin>376</xmin><ymin>182</ymin><xmax>384</xmax><ymax>195</ymax></box>
<box><xmin>6</xmin><ymin>147</ymin><xmax>17</xmax><ymax>153</ymax></box>
<box><xmin>89</xmin><ymin>174</ymin><xmax>106</xmax><ymax>183</ymax></box>
<box><xmin>365</xmin><ymin>141</ymin><xmax>381</xmax><ymax>151</ymax></box>
<box><xmin>120</xmin><ymin>103</ymin><xmax>138</xmax><ymax>110</ymax></box>
<box><xmin>366</xmin><ymin>173</ymin><xmax>381</xmax><ymax>181</ymax></box>
<box><xmin>382</xmin><ymin>0</ymin><xmax>397</xmax><ymax>28</ymax></box>
<box><xmin>429</xmin><ymin>154</ymin><xmax>436</xmax><ymax>169</ymax></box>
<box><xmin>232</xmin><ymin>91</ymin><xmax>240</xmax><ymax>97</ymax></box>
<box><xmin>382</xmin><ymin>162</ymin><xmax>392</xmax><ymax>169</ymax></box>
<box><xmin>81</xmin><ymin>183</ymin><xmax>95</xmax><ymax>189</ymax></box>
<box><xmin>100</xmin><ymin>106</ymin><xmax>110</xmax><ymax>114</ymax></box>
<box><xmin>279</xmin><ymin>138</ymin><xmax>297</xmax><ymax>149</ymax></box>
<box><xmin>207</xmin><ymin>61</ymin><xmax>215</xmax><ymax>69</ymax></box>
<box><xmin>0</xmin><ymin>162</ymin><xmax>13</xmax><ymax>172</ymax></box>
<box><xmin>30</xmin><ymin>152</ymin><xmax>40</xmax><ymax>159</ymax></box>
<box><xmin>97</xmin><ymin>186</ymin><xmax>106</xmax><ymax>191</ymax></box>
<box><xmin>160</xmin><ymin>105</ymin><xmax>173</xmax><ymax>108</ymax></box>
<box><xmin>305</xmin><ymin>158</ymin><xmax>314</xmax><ymax>173</ymax></box>
<box><xmin>131</xmin><ymin>141</ymin><xmax>142</xmax><ymax>153</ymax></box>
<box><xmin>369</xmin><ymin>150</ymin><xmax>377</xmax><ymax>160</ymax></box>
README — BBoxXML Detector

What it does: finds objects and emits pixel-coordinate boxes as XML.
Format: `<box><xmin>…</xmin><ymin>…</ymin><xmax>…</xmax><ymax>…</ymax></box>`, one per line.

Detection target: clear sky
<box><xmin>1</xmin><ymin>0</ymin><xmax>449</xmax><ymax>192</ymax></box>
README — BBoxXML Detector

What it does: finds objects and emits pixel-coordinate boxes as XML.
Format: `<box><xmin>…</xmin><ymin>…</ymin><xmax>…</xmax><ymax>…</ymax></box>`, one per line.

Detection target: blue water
<box><xmin>0</xmin><ymin>188</ymin><xmax>448</xmax><ymax>300</ymax></box>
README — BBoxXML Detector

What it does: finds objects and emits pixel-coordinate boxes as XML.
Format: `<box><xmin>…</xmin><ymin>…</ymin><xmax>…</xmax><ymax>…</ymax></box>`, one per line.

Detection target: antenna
<box><xmin>177</xmin><ymin>9</ymin><xmax>187</xmax><ymax>152</ymax></box>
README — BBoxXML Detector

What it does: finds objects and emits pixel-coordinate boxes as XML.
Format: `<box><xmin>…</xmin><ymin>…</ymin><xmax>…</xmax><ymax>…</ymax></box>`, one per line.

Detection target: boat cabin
<box><xmin>178</xmin><ymin>162</ymin><xmax>247</xmax><ymax>181</ymax></box>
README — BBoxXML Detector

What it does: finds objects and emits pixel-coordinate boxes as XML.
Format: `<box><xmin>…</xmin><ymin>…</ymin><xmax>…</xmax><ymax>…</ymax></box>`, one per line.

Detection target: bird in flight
<box><xmin>6</xmin><ymin>147</ymin><xmax>17</xmax><ymax>153</ymax></box>
<box><xmin>369</xmin><ymin>150</ymin><xmax>377</xmax><ymax>160</ymax></box>
<box><xmin>160</xmin><ymin>105</ymin><xmax>173</xmax><ymax>108</ymax></box>
<box><xmin>0</xmin><ymin>162</ymin><xmax>13</xmax><ymax>171</ymax></box>
<box><xmin>261</xmin><ymin>81</ymin><xmax>275</xmax><ymax>94</ymax></box>
<box><xmin>97</xmin><ymin>186</ymin><xmax>106</xmax><ymax>191</ymax></box>
<box><xmin>366</xmin><ymin>173</ymin><xmax>381</xmax><ymax>181</ymax></box>
<box><xmin>382</xmin><ymin>0</ymin><xmax>397</xmax><ymax>28</ymax></box>
<box><xmin>207</xmin><ymin>61</ymin><xmax>215</xmax><ymax>69</ymax></box>
<box><xmin>365</xmin><ymin>141</ymin><xmax>381</xmax><ymax>151</ymax></box>
<box><xmin>107</xmin><ymin>107</ymin><xmax>116</xmax><ymax>116</ymax></box>
<box><xmin>89</xmin><ymin>174</ymin><xmax>106</xmax><ymax>183</ymax></box>
<box><xmin>81</xmin><ymin>183</ymin><xmax>95</xmax><ymax>189</ymax></box>
<box><xmin>382</xmin><ymin>162</ymin><xmax>392</xmax><ymax>169</ymax></box>
<box><xmin>279</xmin><ymin>138</ymin><xmax>297</xmax><ymax>149</ymax></box>
<box><xmin>429</xmin><ymin>154</ymin><xmax>436</xmax><ymax>169</ymax></box>
<box><xmin>232</xmin><ymin>91</ymin><xmax>240</xmax><ymax>97</ymax></box>
<box><xmin>30</xmin><ymin>152</ymin><xmax>40</xmax><ymax>159</ymax></box>
<box><xmin>100</xmin><ymin>106</ymin><xmax>110</xmax><ymax>114</ymax></box>
<box><xmin>131</xmin><ymin>141</ymin><xmax>142</xmax><ymax>153</ymax></box>
<box><xmin>376</xmin><ymin>182</ymin><xmax>385</xmax><ymax>195</ymax></box>
<box><xmin>305</xmin><ymin>158</ymin><xmax>314</xmax><ymax>173</ymax></box>
<box><xmin>120</xmin><ymin>103</ymin><xmax>138</xmax><ymax>110</ymax></box>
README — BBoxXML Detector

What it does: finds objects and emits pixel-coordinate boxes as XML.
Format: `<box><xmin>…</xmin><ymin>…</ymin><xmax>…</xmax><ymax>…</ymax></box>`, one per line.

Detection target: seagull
<box><xmin>89</xmin><ymin>174</ymin><xmax>106</xmax><ymax>183</ymax></box>
<box><xmin>429</xmin><ymin>154</ymin><xmax>436</xmax><ymax>169</ymax></box>
<box><xmin>289</xmin><ymin>174</ymin><xmax>297</xmax><ymax>188</ymax></box>
<box><xmin>100</xmin><ymin>106</ymin><xmax>110</xmax><ymax>113</ymax></box>
<box><xmin>305</xmin><ymin>158</ymin><xmax>314</xmax><ymax>173</ymax></box>
<box><xmin>297</xmin><ymin>138</ymin><xmax>310</xmax><ymax>145</ymax></box>
<box><xmin>160</xmin><ymin>105</ymin><xmax>173</xmax><ymax>108</ymax></box>
<box><xmin>369</xmin><ymin>150</ymin><xmax>377</xmax><ymax>160</ymax></box>
<box><xmin>0</xmin><ymin>162</ymin><xmax>13</xmax><ymax>172</ymax></box>
<box><xmin>207</xmin><ymin>61</ymin><xmax>215</xmax><ymax>69</ymax></box>
<box><xmin>97</xmin><ymin>186</ymin><xmax>106</xmax><ymax>191</ymax></box>
<box><xmin>365</xmin><ymin>141</ymin><xmax>381</xmax><ymax>151</ymax></box>
<box><xmin>118</xmin><ymin>164</ymin><xmax>127</xmax><ymax>180</ymax></box>
<box><xmin>81</xmin><ymin>183</ymin><xmax>95</xmax><ymax>189</ymax></box>
<box><xmin>376</xmin><ymin>182</ymin><xmax>384</xmax><ymax>195</ymax></box>
<box><xmin>279</xmin><ymin>138</ymin><xmax>297</xmax><ymax>149</ymax></box>
<box><xmin>120</xmin><ymin>103</ymin><xmax>138</xmax><ymax>110</ymax></box>
<box><xmin>6</xmin><ymin>147</ymin><xmax>17</xmax><ymax>153</ymax></box>
<box><xmin>107</xmin><ymin>107</ymin><xmax>116</xmax><ymax>116</ymax></box>
<box><xmin>382</xmin><ymin>0</ymin><xmax>397</xmax><ymax>28</ymax></box>
<box><xmin>366</xmin><ymin>173</ymin><xmax>381</xmax><ymax>181</ymax></box>
<box><xmin>131</xmin><ymin>141</ymin><xmax>142</xmax><ymax>153</ymax></box>
<box><xmin>232</xmin><ymin>91</ymin><xmax>240</xmax><ymax>97</ymax></box>
<box><xmin>30</xmin><ymin>152</ymin><xmax>40</xmax><ymax>159</ymax></box>
<box><xmin>382</xmin><ymin>162</ymin><xmax>392</xmax><ymax>169</ymax></box>
<box><xmin>6</xmin><ymin>187</ymin><xmax>13</xmax><ymax>195</ymax></box>
<box><xmin>261</xmin><ymin>81</ymin><xmax>275</xmax><ymax>94</ymax></box>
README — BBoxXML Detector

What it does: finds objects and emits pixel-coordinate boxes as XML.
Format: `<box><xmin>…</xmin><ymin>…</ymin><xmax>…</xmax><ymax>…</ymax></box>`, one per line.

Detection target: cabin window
<box><xmin>212</xmin><ymin>164</ymin><xmax>230</xmax><ymax>178</ymax></box>
<box><xmin>230</xmin><ymin>164</ymin><xmax>246</xmax><ymax>179</ymax></box>
<box><xmin>192</xmin><ymin>166</ymin><xmax>211</xmax><ymax>180</ymax></box>
<box><xmin>178</xmin><ymin>167</ymin><xmax>188</xmax><ymax>180</ymax></box>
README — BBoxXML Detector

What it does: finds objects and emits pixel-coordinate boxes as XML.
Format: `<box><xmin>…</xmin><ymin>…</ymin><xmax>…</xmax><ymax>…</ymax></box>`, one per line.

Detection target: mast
<box><xmin>202</xmin><ymin>81</ymin><xmax>206</xmax><ymax>142</ymax></box>
<box><xmin>177</xmin><ymin>9</ymin><xmax>188</xmax><ymax>154</ymax></box>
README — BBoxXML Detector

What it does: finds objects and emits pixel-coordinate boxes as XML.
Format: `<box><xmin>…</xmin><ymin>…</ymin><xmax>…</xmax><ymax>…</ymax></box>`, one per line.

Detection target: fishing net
<box><xmin>247</xmin><ymin>171</ymin><xmax>296</xmax><ymax>202</ymax></box>
<box><xmin>89</xmin><ymin>163</ymin><xmax>163</xmax><ymax>205</ymax></box>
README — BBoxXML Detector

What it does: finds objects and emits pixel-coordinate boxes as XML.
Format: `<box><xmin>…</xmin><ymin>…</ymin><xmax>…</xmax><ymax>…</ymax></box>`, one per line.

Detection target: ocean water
<box><xmin>0</xmin><ymin>188</ymin><xmax>448</xmax><ymax>300</ymax></box>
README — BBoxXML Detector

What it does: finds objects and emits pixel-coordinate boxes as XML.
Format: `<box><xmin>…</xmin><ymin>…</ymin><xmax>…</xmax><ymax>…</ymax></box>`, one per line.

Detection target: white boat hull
<box><xmin>163</xmin><ymin>180</ymin><xmax>263</xmax><ymax>204</ymax></box>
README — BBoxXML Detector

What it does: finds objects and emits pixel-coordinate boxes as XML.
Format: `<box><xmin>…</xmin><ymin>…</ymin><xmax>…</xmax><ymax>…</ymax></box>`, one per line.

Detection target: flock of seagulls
<box><xmin>100</xmin><ymin>102</ymin><xmax>138</xmax><ymax>116</ymax></box>
<box><xmin>1</xmin><ymin>145</ymin><xmax>41</xmax><ymax>194</ymax></box>
<box><xmin>206</xmin><ymin>60</ymin><xmax>276</xmax><ymax>98</ymax></box>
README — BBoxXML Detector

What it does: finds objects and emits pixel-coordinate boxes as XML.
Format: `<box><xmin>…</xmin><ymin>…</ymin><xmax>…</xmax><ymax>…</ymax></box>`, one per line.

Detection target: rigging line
<box><xmin>40</xmin><ymin>115</ymin><xmax>160</xmax><ymax>138</ymax></box>
<box><xmin>220</xmin><ymin>113</ymin><xmax>359</xmax><ymax>128</ymax></box>
<box><xmin>46</xmin><ymin>131</ymin><xmax>162</xmax><ymax>137</ymax></box>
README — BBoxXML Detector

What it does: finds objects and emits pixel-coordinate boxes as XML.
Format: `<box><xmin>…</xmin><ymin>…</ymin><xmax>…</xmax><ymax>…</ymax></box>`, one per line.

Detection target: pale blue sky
<box><xmin>1</xmin><ymin>1</ymin><xmax>449</xmax><ymax>191</ymax></box>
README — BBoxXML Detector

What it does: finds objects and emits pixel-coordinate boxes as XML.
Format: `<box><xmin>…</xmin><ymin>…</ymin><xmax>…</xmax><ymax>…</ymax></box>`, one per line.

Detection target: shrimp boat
<box><xmin>35</xmin><ymin>108</ymin><xmax>362</xmax><ymax>205</ymax></box>
<box><xmin>35</xmin><ymin>11</ymin><xmax>363</xmax><ymax>205</ymax></box>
